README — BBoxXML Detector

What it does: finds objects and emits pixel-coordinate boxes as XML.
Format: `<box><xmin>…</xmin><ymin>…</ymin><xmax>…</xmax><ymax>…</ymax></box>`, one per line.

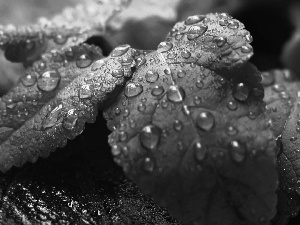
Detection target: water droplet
<box><xmin>272</xmin><ymin>84</ymin><xmax>285</xmax><ymax>92</ymax></box>
<box><xmin>213</xmin><ymin>36</ymin><xmax>227</xmax><ymax>47</ymax></box>
<box><xmin>187</xmin><ymin>25</ymin><xmax>208</xmax><ymax>40</ymax></box>
<box><xmin>79</xmin><ymin>84</ymin><xmax>92</xmax><ymax>99</ymax></box>
<box><xmin>112</xmin><ymin>69</ymin><xmax>124</xmax><ymax>78</ymax></box>
<box><xmin>63</xmin><ymin>109</ymin><xmax>78</xmax><ymax>130</ymax></box>
<box><xmin>21</xmin><ymin>74</ymin><xmax>37</xmax><ymax>87</ymax></box>
<box><xmin>124</xmin><ymin>83</ymin><xmax>143</xmax><ymax>98</ymax></box>
<box><xmin>295</xmin><ymin>180</ymin><xmax>300</xmax><ymax>195</ymax></box>
<box><xmin>76</xmin><ymin>54</ymin><xmax>93</xmax><ymax>68</ymax></box>
<box><xmin>167</xmin><ymin>85</ymin><xmax>185</xmax><ymax>103</ymax></box>
<box><xmin>227</xmin><ymin>126</ymin><xmax>237</xmax><ymax>136</ymax></box>
<box><xmin>173</xmin><ymin>120</ymin><xmax>183</xmax><ymax>131</ymax></box>
<box><xmin>119</xmin><ymin>131</ymin><xmax>127</xmax><ymax>141</ymax></box>
<box><xmin>248</xmin><ymin>111</ymin><xmax>256</xmax><ymax>120</ymax></box>
<box><xmin>157</xmin><ymin>42</ymin><xmax>173</xmax><ymax>53</ymax></box>
<box><xmin>42</xmin><ymin>104</ymin><xmax>63</xmax><ymax>129</ymax></box>
<box><xmin>219</xmin><ymin>19</ymin><xmax>228</xmax><ymax>26</ymax></box>
<box><xmin>185</xmin><ymin>15</ymin><xmax>206</xmax><ymax>25</ymax></box>
<box><xmin>161</xmin><ymin>99</ymin><xmax>168</xmax><ymax>108</ymax></box>
<box><xmin>145</xmin><ymin>71</ymin><xmax>159</xmax><ymax>83</ymax></box>
<box><xmin>91</xmin><ymin>59</ymin><xmax>105</xmax><ymax>71</ymax></box>
<box><xmin>261</xmin><ymin>72</ymin><xmax>275</xmax><ymax>86</ymax></box>
<box><xmin>37</xmin><ymin>70</ymin><xmax>61</xmax><ymax>92</ymax></box>
<box><xmin>137</xmin><ymin>103</ymin><xmax>146</xmax><ymax>112</ymax></box>
<box><xmin>290</xmin><ymin>137</ymin><xmax>297</xmax><ymax>142</ymax></box>
<box><xmin>151</xmin><ymin>85</ymin><xmax>164</xmax><ymax>96</ymax></box>
<box><xmin>53</xmin><ymin>34</ymin><xmax>68</xmax><ymax>45</ymax></box>
<box><xmin>140</xmin><ymin>124</ymin><xmax>161</xmax><ymax>150</ymax></box>
<box><xmin>194</xmin><ymin>96</ymin><xmax>201</xmax><ymax>105</ymax></box>
<box><xmin>196</xmin><ymin>79</ymin><xmax>204</xmax><ymax>88</ymax></box>
<box><xmin>141</xmin><ymin>157</ymin><xmax>155</xmax><ymax>173</ymax></box>
<box><xmin>241</xmin><ymin>45</ymin><xmax>253</xmax><ymax>53</ymax></box>
<box><xmin>245</xmin><ymin>33</ymin><xmax>253</xmax><ymax>42</ymax></box>
<box><xmin>136</xmin><ymin>57</ymin><xmax>146</xmax><ymax>67</ymax></box>
<box><xmin>164</xmin><ymin>68</ymin><xmax>171</xmax><ymax>75</ymax></box>
<box><xmin>111</xmin><ymin>44</ymin><xmax>130</xmax><ymax>57</ymax></box>
<box><xmin>177</xmin><ymin>70</ymin><xmax>186</xmax><ymax>78</ymax></box>
<box><xmin>197</xmin><ymin>111</ymin><xmax>215</xmax><ymax>131</ymax></box>
<box><xmin>227</xmin><ymin>101</ymin><xmax>238</xmax><ymax>110</ymax></box>
<box><xmin>193</xmin><ymin>141</ymin><xmax>206</xmax><ymax>161</ymax></box>
<box><xmin>227</xmin><ymin>20</ymin><xmax>239</xmax><ymax>29</ymax></box>
<box><xmin>115</xmin><ymin>107</ymin><xmax>121</xmax><ymax>115</ymax></box>
<box><xmin>229</xmin><ymin>140</ymin><xmax>246</xmax><ymax>163</ymax></box>
<box><xmin>233</xmin><ymin>83</ymin><xmax>249</xmax><ymax>102</ymax></box>
<box><xmin>181</xmin><ymin>49</ymin><xmax>191</xmax><ymax>59</ymax></box>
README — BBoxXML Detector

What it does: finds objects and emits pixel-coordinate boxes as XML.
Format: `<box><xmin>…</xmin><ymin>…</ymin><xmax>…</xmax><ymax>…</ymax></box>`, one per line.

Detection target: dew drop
<box><xmin>194</xmin><ymin>96</ymin><xmax>201</xmax><ymax>105</ymax></box>
<box><xmin>141</xmin><ymin>157</ymin><xmax>155</xmax><ymax>173</ymax></box>
<box><xmin>63</xmin><ymin>109</ymin><xmax>78</xmax><ymax>130</ymax></box>
<box><xmin>115</xmin><ymin>107</ymin><xmax>121</xmax><ymax>115</ymax></box>
<box><xmin>161</xmin><ymin>99</ymin><xmax>168</xmax><ymax>108</ymax></box>
<box><xmin>119</xmin><ymin>131</ymin><xmax>127</xmax><ymax>142</ymax></box>
<box><xmin>233</xmin><ymin>83</ymin><xmax>249</xmax><ymax>102</ymax></box>
<box><xmin>181</xmin><ymin>49</ymin><xmax>191</xmax><ymax>59</ymax></box>
<box><xmin>227</xmin><ymin>101</ymin><xmax>238</xmax><ymax>110</ymax></box>
<box><xmin>140</xmin><ymin>124</ymin><xmax>161</xmax><ymax>150</ymax></box>
<box><xmin>227</xmin><ymin>126</ymin><xmax>237</xmax><ymax>136</ymax></box>
<box><xmin>76</xmin><ymin>54</ymin><xmax>93</xmax><ymax>68</ymax></box>
<box><xmin>213</xmin><ymin>36</ymin><xmax>226</xmax><ymax>47</ymax></box>
<box><xmin>290</xmin><ymin>137</ymin><xmax>297</xmax><ymax>142</ymax></box>
<box><xmin>124</xmin><ymin>83</ymin><xmax>143</xmax><ymax>98</ymax></box>
<box><xmin>193</xmin><ymin>141</ymin><xmax>206</xmax><ymax>162</ymax></box>
<box><xmin>241</xmin><ymin>45</ymin><xmax>253</xmax><ymax>53</ymax></box>
<box><xmin>157</xmin><ymin>42</ymin><xmax>173</xmax><ymax>53</ymax></box>
<box><xmin>227</xmin><ymin>20</ymin><xmax>239</xmax><ymax>29</ymax></box>
<box><xmin>137</xmin><ymin>103</ymin><xmax>146</xmax><ymax>112</ymax></box>
<box><xmin>145</xmin><ymin>71</ymin><xmax>159</xmax><ymax>83</ymax></box>
<box><xmin>79</xmin><ymin>84</ymin><xmax>92</xmax><ymax>99</ymax></box>
<box><xmin>197</xmin><ymin>111</ymin><xmax>215</xmax><ymax>131</ymax></box>
<box><xmin>187</xmin><ymin>25</ymin><xmax>208</xmax><ymax>40</ymax></box>
<box><xmin>177</xmin><ymin>70</ymin><xmax>186</xmax><ymax>78</ymax></box>
<box><xmin>295</xmin><ymin>180</ymin><xmax>300</xmax><ymax>195</ymax></box>
<box><xmin>151</xmin><ymin>85</ymin><xmax>164</xmax><ymax>96</ymax></box>
<box><xmin>272</xmin><ymin>84</ymin><xmax>285</xmax><ymax>93</ymax></box>
<box><xmin>196</xmin><ymin>79</ymin><xmax>204</xmax><ymax>88</ymax></box>
<box><xmin>53</xmin><ymin>34</ymin><xmax>68</xmax><ymax>45</ymax></box>
<box><xmin>261</xmin><ymin>72</ymin><xmax>275</xmax><ymax>86</ymax></box>
<box><xmin>229</xmin><ymin>140</ymin><xmax>246</xmax><ymax>163</ymax></box>
<box><xmin>37</xmin><ymin>70</ymin><xmax>61</xmax><ymax>92</ymax></box>
<box><xmin>111</xmin><ymin>44</ymin><xmax>130</xmax><ymax>57</ymax></box>
<box><xmin>167</xmin><ymin>85</ymin><xmax>185</xmax><ymax>103</ymax></box>
<box><xmin>185</xmin><ymin>15</ymin><xmax>206</xmax><ymax>25</ymax></box>
<box><xmin>21</xmin><ymin>74</ymin><xmax>37</xmax><ymax>87</ymax></box>
<box><xmin>136</xmin><ymin>57</ymin><xmax>146</xmax><ymax>67</ymax></box>
<box><xmin>111</xmin><ymin>69</ymin><xmax>124</xmax><ymax>78</ymax></box>
<box><xmin>173</xmin><ymin>120</ymin><xmax>183</xmax><ymax>131</ymax></box>
<box><xmin>42</xmin><ymin>104</ymin><xmax>63</xmax><ymax>129</ymax></box>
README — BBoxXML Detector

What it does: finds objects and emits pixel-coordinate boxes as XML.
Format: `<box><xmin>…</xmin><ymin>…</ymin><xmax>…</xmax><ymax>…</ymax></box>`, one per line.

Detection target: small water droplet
<box><xmin>227</xmin><ymin>101</ymin><xmax>238</xmax><ymax>110</ymax></box>
<box><xmin>42</xmin><ymin>104</ymin><xmax>63</xmax><ymax>129</ymax></box>
<box><xmin>111</xmin><ymin>69</ymin><xmax>124</xmax><ymax>78</ymax></box>
<box><xmin>164</xmin><ymin>68</ymin><xmax>171</xmax><ymax>75</ymax></box>
<box><xmin>213</xmin><ymin>36</ymin><xmax>227</xmax><ymax>47</ymax></box>
<box><xmin>119</xmin><ymin>131</ymin><xmax>127</xmax><ymax>141</ymax></box>
<box><xmin>173</xmin><ymin>120</ymin><xmax>183</xmax><ymax>131</ymax></box>
<box><xmin>115</xmin><ymin>107</ymin><xmax>121</xmax><ymax>115</ymax></box>
<box><xmin>229</xmin><ymin>140</ymin><xmax>247</xmax><ymax>163</ymax></box>
<box><xmin>248</xmin><ymin>111</ymin><xmax>256</xmax><ymax>120</ymax></box>
<box><xmin>193</xmin><ymin>141</ymin><xmax>206</xmax><ymax>161</ymax></box>
<box><xmin>167</xmin><ymin>85</ymin><xmax>185</xmax><ymax>103</ymax></box>
<box><xmin>181</xmin><ymin>49</ymin><xmax>191</xmax><ymax>59</ymax></box>
<box><xmin>187</xmin><ymin>25</ymin><xmax>208</xmax><ymax>40</ymax></box>
<box><xmin>140</xmin><ymin>124</ymin><xmax>161</xmax><ymax>150</ymax></box>
<box><xmin>124</xmin><ymin>108</ymin><xmax>130</xmax><ymax>117</ymax></box>
<box><xmin>272</xmin><ymin>84</ymin><xmax>285</xmax><ymax>92</ymax></box>
<box><xmin>141</xmin><ymin>157</ymin><xmax>155</xmax><ymax>173</ymax></box>
<box><xmin>76</xmin><ymin>54</ymin><xmax>93</xmax><ymax>68</ymax></box>
<box><xmin>79</xmin><ymin>84</ymin><xmax>92</xmax><ymax>99</ymax></box>
<box><xmin>137</xmin><ymin>103</ymin><xmax>146</xmax><ymax>112</ymax></box>
<box><xmin>196</xmin><ymin>79</ymin><xmax>204</xmax><ymax>88</ymax></box>
<box><xmin>233</xmin><ymin>83</ymin><xmax>249</xmax><ymax>102</ymax></box>
<box><xmin>161</xmin><ymin>99</ymin><xmax>168</xmax><ymax>108</ymax></box>
<box><xmin>136</xmin><ymin>57</ymin><xmax>146</xmax><ymax>67</ymax></box>
<box><xmin>21</xmin><ymin>74</ymin><xmax>37</xmax><ymax>87</ymax></box>
<box><xmin>295</xmin><ymin>180</ymin><xmax>300</xmax><ymax>195</ymax></box>
<box><xmin>290</xmin><ymin>137</ymin><xmax>297</xmax><ymax>142</ymax></box>
<box><xmin>197</xmin><ymin>111</ymin><xmax>215</xmax><ymax>131</ymax></box>
<box><xmin>227</xmin><ymin>126</ymin><xmax>237</xmax><ymax>136</ymax></box>
<box><xmin>157</xmin><ymin>42</ymin><xmax>173</xmax><ymax>53</ymax></box>
<box><xmin>124</xmin><ymin>82</ymin><xmax>143</xmax><ymax>97</ymax></box>
<box><xmin>151</xmin><ymin>85</ymin><xmax>164</xmax><ymax>96</ymax></box>
<box><xmin>241</xmin><ymin>45</ymin><xmax>253</xmax><ymax>53</ymax></box>
<box><xmin>185</xmin><ymin>15</ymin><xmax>206</xmax><ymax>25</ymax></box>
<box><xmin>37</xmin><ymin>70</ymin><xmax>61</xmax><ymax>92</ymax></box>
<box><xmin>145</xmin><ymin>71</ymin><xmax>159</xmax><ymax>83</ymax></box>
<box><xmin>63</xmin><ymin>109</ymin><xmax>78</xmax><ymax>130</ymax></box>
<box><xmin>227</xmin><ymin>20</ymin><xmax>239</xmax><ymax>29</ymax></box>
<box><xmin>177</xmin><ymin>70</ymin><xmax>186</xmax><ymax>78</ymax></box>
<box><xmin>194</xmin><ymin>96</ymin><xmax>201</xmax><ymax>105</ymax></box>
<box><xmin>111</xmin><ymin>44</ymin><xmax>130</xmax><ymax>57</ymax></box>
<box><xmin>53</xmin><ymin>34</ymin><xmax>68</xmax><ymax>45</ymax></box>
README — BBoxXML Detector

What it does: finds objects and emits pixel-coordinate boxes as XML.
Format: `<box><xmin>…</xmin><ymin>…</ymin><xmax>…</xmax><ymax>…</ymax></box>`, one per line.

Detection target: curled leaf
<box><xmin>0</xmin><ymin>43</ymin><xmax>136</xmax><ymax>172</ymax></box>
<box><xmin>104</xmin><ymin>14</ymin><xmax>277</xmax><ymax>225</ymax></box>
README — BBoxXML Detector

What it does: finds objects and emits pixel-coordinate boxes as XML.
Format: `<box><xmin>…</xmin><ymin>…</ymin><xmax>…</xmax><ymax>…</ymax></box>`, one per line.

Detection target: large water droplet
<box><xmin>233</xmin><ymin>83</ymin><xmax>249</xmax><ymax>102</ymax></box>
<box><xmin>37</xmin><ymin>70</ymin><xmax>61</xmax><ymax>92</ymax></box>
<box><xmin>141</xmin><ymin>157</ymin><xmax>155</xmax><ymax>173</ymax></box>
<box><xmin>21</xmin><ymin>74</ymin><xmax>37</xmax><ymax>87</ymax></box>
<box><xmin>157</xmin><ymin>42</ymin><xmax>173</xmax><ymax>53</ymax></box>
<box><xmin>140</xmin><ymin>124</ymin><xmax>161</xmax><ymax>150</ymax></box>
<box><xmin>261</xmin><ymin>72</ymin><xmax>275</xmax><ymax>86</ymax></box>
<box><xmin>187</xmin><ymin>25</ymin><xmax>208</xmax><ymax>40</ymax></box>
<box><xmin>145</xmin><ymin>71</ymin><xmax>159</xmax><ymax>83</ymax></box>
<box><xmin>229</xmin><ymin>140</ymin><xmax>246</xmax><ymax>163</ymax></box>
<box><xmin>42</xmin><ymin>104</ymin><xmax>63</xmax><ymax>129</ymax></box>
<box><xmin>193</xmin><ymin>141</ymin><xmax>206</xmax><ymax>161</ymax></box>
<box><xmin>63</xmin><ymin>109</ymin><xmax>78</xmax><ymax>130</ymax></box>
<box><xmin>111</xmin><ymin>44</ymin><xmax>130</xmax><ymax>57</ymax></box>
<box><xmin>124</xmin><ymin>82</ymin><xmax>143</xmax><ymax>98</ymax></box>
<box><xmin>185</xmin><ymin>15</ymin><xmax>206</xmax><ymax>25</ymax></box>
<box><xmin>167</xmin><ymin>85</ymin><xmax>186</xmax><ymax>103</ymax></box>
<box><xmin>76</xmin><ymin>54</ymin><xmax>93</xmax><ymax>68</ymax></box>
<box><xmin>151</xmin><ymin>85</ymin><xmax>164</xmax><ymax>96</ymax></box>
<box><xmin>197</xmin><ymin>111</ymin><xmax>215</xmax><ymax>131</ymax></box>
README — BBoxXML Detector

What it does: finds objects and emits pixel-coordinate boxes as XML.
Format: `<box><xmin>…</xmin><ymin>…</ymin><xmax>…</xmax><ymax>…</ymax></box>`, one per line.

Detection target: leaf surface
<box><xmin>104</xmin><ymin>13</ymin><xmax>277</xmax><ymax>224</ymax></box>
<box><xmin>0</xmin><ymin>43</ymin><xmax>136</xmax><ymax>172</ymax></box>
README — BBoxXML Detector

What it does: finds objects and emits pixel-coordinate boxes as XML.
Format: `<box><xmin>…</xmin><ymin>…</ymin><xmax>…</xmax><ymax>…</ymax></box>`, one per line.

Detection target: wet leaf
<box><xmin>104</xmin><ymin>13</ymin><xmax>277</xmax><ymax>224</ymax></box>
<box><xmin>0</xmin><ymin>0</ymin><xmax>130</xmax><ymax>65</ymax></box>
<box><xmin>0</xmin><ymin>43</ymin><xmax>136</xmax><ymax>172</ymax></box>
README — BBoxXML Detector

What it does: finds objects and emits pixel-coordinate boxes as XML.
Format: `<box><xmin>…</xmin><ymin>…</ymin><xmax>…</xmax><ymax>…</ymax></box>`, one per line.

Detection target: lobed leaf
<box><xmin>0</xmin><ymin>0</ymin><xmax>130</xmax><ymax>65</ymax></box>
<box><xmin>104</xmin><ymin>13</ymin><xmax>277</xmax><ymax>224</ymax></box>
<box><xmin>0</xmin><ymin>43</ymin><xmax>136</xmax><ymax>172</ymax></box>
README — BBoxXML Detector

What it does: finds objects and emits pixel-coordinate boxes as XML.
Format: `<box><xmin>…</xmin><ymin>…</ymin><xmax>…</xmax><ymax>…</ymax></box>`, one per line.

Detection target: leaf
<box><xmin>104</xmin><ymin>13</ymin><xmax>277</xmax><ymax>224</ymax></box>
<box><xmin>0</xmin><ymin>43</ymin><xmax>136</xmax><ymax>172</ymax></box>
<box><xmin>263</xmin><ymin>69</ymin><xmax>300</xmax><ymax>219</ymax></box>
<box><xmin>0</xmin><ymin>116</ymin><xmax>181</xmax><ymax>224</ymax></box>
<box><xmin>0</xmin><ymin>0</ymin><xmax>130</xmax><ymax>65</ymax></box>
